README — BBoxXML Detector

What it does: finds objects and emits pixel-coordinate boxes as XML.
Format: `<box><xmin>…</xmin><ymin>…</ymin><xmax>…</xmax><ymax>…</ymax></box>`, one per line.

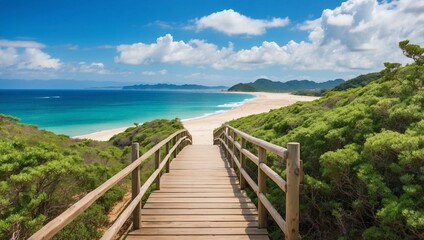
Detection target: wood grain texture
<box><xmin>126</xmin><ymin>145</ymin><xmax>268</xmax><ymax>240</ymax></box>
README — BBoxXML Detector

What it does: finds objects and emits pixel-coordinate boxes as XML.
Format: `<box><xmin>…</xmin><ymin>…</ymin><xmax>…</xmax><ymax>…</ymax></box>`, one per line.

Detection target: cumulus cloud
<box><xmin>115</xmin><ymin>34</ymin><xmax>233</xmax><ymax>65</ymax></box>
<box><xmin>142</xmin><ymin>69</ymin><xmax>168</xmax><ymax>76</ymax></box>
<box><xmin>115</xmin><ymin>0</ymin><xmax>424</xmax><ymax>72</ymax></box>
<box><xmin>195</xmin><ymin>9</ymin><xmax>289</xmax><ymax>35</ymax></box>
<box><xmin>0</xmin><ymin>46</ymin><xmax>61</xmax><ymax>70</ymax></box>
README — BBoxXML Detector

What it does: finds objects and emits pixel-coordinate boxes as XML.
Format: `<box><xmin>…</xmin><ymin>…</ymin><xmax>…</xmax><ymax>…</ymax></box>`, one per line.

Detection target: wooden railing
<box><xmin>213</xmin><ymin>124</ymin><xmax>303</xmax><ymax>240</ymax></box>
<box><xmin>29</xmin><ymin>129</ymin><xmax>192</xmax><ymax>240</ymax></box>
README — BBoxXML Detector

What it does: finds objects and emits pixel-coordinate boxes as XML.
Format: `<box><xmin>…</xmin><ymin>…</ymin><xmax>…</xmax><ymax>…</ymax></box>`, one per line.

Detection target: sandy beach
<box><xmin>74</xmin><ymin>92</ymin><xmax>319</xmax><ymax>143</ymax></box>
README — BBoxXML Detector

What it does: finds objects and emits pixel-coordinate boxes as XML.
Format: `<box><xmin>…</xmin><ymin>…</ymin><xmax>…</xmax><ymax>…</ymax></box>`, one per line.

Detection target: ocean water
<box><xmin>0</xmin><ymin>89</ymin><xmax>254</xmax><ymax>136</ymax></box>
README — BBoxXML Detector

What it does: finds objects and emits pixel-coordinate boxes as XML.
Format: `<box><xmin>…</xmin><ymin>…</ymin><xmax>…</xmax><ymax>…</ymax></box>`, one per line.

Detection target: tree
<box><xmin>399</xmin><ymin>40</ymin><xmax>424</xmax><ymax>66</ymax></box>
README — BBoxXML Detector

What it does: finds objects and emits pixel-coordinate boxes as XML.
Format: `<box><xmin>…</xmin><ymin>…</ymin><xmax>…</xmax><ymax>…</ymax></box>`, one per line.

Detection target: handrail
<box><xmin>214</xmin><ymin>124</ymin><xmax>302</xmax><ymax>240</ymax></box>
<box><xmin>29</xmin><ymin>129</ymin><xmax>192</xmax><ymax>240</ymax></box>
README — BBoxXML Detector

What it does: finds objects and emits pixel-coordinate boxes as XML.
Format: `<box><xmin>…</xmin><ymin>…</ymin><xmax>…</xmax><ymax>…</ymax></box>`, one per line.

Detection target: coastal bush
<box><xmin>0</xmin><ymin>116</ymin><xmax>184</xmax><ymax>239</ymax></box>
<box><xmin>228</xmin><ymin>42</ymin><xmax>424</xmax><ymax>239</ymax></box>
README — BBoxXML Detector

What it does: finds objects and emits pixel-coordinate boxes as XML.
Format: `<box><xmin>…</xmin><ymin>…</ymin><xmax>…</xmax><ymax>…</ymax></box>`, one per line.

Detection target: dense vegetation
<box><xmin>333</xmin><ymin>72</ymin><xmax>382</xmax><ymax>91</ymax></box>
<box><xmin>292</xmin><ymin>72</ymin><xmax>382</xmax><ymax>97</ymax></box>
<box><xmin>0</xmin><ymin>117</ymin><xmax>183</xmax><ymax>239</ymax></box>
<box><xmin>229</xmin><ymin>41</ymin><xmax>423</xmax><ymax>239</ymax></box>
<box><xmin>228</xmin><ymin>78</ymin><xmax>344</xmax><ymax>92</ymax></box>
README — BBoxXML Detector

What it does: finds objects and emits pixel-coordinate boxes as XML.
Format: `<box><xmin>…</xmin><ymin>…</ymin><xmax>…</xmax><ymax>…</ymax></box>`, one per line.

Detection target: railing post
<box><xmin>230</xmin><ymin>131</ymin><xmax>236</xmax><ymax>168</ymax></box>
<box><xmin>155</xmin><ymin>150</ymin><xmax>160</xmax><ymax>190</ymax></box>
<box><xmin>225</xmin><ymin>128</ymin><xmax>230</xmax><ymax>160</ymax></box>
<box><xmin>173</xmin><ymin>136</ymin><xmax>177</xmax><ymax>159</ymax></box>
<box><xmin>286</xmin><ymin>143</ymin><xmax>300</xmax><ymax>240</ymax></box>
<box><xmin>240</xmin><ymin>138</ymin><xmax>246</xmax><ymax>190</ymax></box>
<box><xmin>165</xmin><ymin>141</ymin><xmax>170</xmax><ymax>173</ymax></box>
<box><xmin>258</xmin><ymin>146</ymin><xmax>267</xmax><ymax>228</ymax></box>
<box><xmin>131</xmin><ymin>143</ymin><xmax>141</xmax><ymax>229</ymax></box>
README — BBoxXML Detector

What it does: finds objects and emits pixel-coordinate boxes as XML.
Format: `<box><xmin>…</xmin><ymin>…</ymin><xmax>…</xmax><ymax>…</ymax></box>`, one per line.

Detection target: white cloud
<box><xmin>195</xmin><ymin>9</ymin><xmax>289</xmax><ymax>35</ymax></box>
<box><xmin>0</xmin><ymin>47</ymin><xmax>19</xmax><ymax>67</ymax></box>
<box><xmin>0</xmin><ymin>47</ymin><xmax>61</xmax><ymax>70</ymax></box>
<box><xmin>0</xmin><ymin>39</ymin><xmax>45</xmax><ymax>48</ymax></box>
<box><xmin>114</xmin><ymin>0</ymin><xmax>424</xmax><ymax>72</ymax></box>
<box><xmin>142</xmin><ymin>69</ymin><xmax>168</xmax><ymax>76</ymax></box>
<box><xmin>115</xmin><ymin>34</ymin><xmax>233</xmax><ymax>65</ymax></box>
<box><xmin>0</xmin><ymin>39</ymin><xmax>61</xmax><ymax>71</ymax></box>
<box><xmin>77</xmin><ymin>62</ymin><xmax>111</xmax><ymax>74</ymax></box>
<box><xmin>19</xmin><ymin>48</ymin><xmax>61</xmax><ymax>70</ymax></box>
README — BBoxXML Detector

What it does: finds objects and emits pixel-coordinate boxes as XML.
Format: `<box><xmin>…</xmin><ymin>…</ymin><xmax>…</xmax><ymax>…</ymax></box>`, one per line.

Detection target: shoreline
<box><xmin>74</xmin><ymin>92</ymin><xmax>319</xmax><ymax>143</ymax></box>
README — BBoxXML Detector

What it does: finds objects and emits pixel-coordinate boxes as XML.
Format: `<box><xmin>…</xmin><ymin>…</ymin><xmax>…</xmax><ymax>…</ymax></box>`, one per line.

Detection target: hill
<box><xmin>227</xmin><ymin>78</ymin><xmax>344</xmax><ymax>92</ymax></box>
<box><xmin>123</xmin><ymin>83</ymin><xmax>227</xmax><ymax>90</ymax></box>
<box><xmin>291</xmin><ymin>72</ymin><xmax>383</xmax><ymax>96</ymax></box>
<box><xmin>0</xmin><ymin>116</ymin><xmax>183</xmax><ymax>239</ymax></box>
<box><xmin>333</xmin><ymin>72</ymin><xmax>382</xmax><ymax>91</ymax></box>
<box><xmin>228</xmin><ymin>41</ymin><xmax>424</xmax><ymax>239</ymax></box>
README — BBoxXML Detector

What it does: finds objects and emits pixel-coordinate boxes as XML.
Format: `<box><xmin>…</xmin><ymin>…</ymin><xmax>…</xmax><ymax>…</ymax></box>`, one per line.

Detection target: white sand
<box><xmin>74</xmin><ymin>92</ymin><xmax>319</xmax><ymax>143</ymax></box>
<box><xmin>183</xmin><ymin>92</ymin><xmax>318</xmax><ymax>144</ymax></box>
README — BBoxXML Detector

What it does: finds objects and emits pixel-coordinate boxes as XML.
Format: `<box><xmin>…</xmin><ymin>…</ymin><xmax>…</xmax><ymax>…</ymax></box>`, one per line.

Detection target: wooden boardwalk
<box><xmin>126</xmin><ymin>145</ymin><xmax>269</xmax><ymax>240</ymax></box>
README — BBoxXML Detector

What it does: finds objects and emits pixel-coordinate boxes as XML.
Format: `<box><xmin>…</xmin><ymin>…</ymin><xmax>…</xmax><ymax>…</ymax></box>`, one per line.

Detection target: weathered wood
<box><xmin>240</xmin><ymin>138</ymin><xmax>246</xmax><ymax>189</ymax></box>
<box><xmin>126</xmin><ymin>236</ymin><xmax>269</xmax><ymax>240</ymax></box>
<box><xmin>260</xmin><ymin>163</ymin><xmax>287</xmax><ymax>192</ymax></box>
<box><xmin>241</xmin><ymin>148</ymin><xmax>259</xmax><ymax>166</ymax></box>
<box><xmin>225</xmin><ymin>125</ymin><xmax>288</xmax><ymax>159</ymax></box>
<box><xmin>241</xmin><ymin>168</ymin><xmax>258</xmax><ymax>193</ymax></box>
<box><xmin>286</xmin><ymin>143</ymin><xmax>300</xmax><ymax>240</ymax></box>
<box><xmin>214</xmin><ymin>125</ymin><xmax>302</xmax><ymax>239</ymax></box>
<box><xmin>126</xmin><ymin>145</ymin><xmax>268</xmax><ymax>239</ymax></box>
<box><xmin>140</xmin><ymin>215</ymin><xmax>259</xmax><ymax>222</ymax></box>
<box><xmin>102</xmin><ymin>137</ymin><xmax>186</xmax><ymax>239</ymax></box>
<box><xmin>143</xmin><ymin>202</ymin><xmax>257</xmax><ymax>209</ymax></box>
<box><xmin>128</xmin><ymin>227</ymin><xmax>268</xmax><ymax>235</ymax></box>
<box><xmin>258</xmin><ymin>146</ymin><xmax>267</xmax><ymax>228</ymax></box>
<box><xmin>155</xmin><ymin>150</ymin><xmax>160</xmax><ymax>190</ymax></box>
<box><xmin>141</xmin><ymin>208</ymin><xmax>258</xmax><ymax>215</ymax></box>
<box><xmin>258</xmin><ymin>193</ymin><xmax>287</xmax><ymax>236</ymax></box>
<box><xmin>140</xmin><ymin>221</ymin><xmax>259</xmax><ymax>228</ymax></box>
<box><xmin>131</xmin><ymin>143</ymin><xmax>141</xmax><ymax>230</ymax></box>
<box><xmin>28</xmin><ymin>129</ymin><xmax>189</xmax><ymax>240</ymax></box>
<box><xmin>165</xmin><ymin>142</ymin><xmax>170</xmax><ymax>173</ymax></box>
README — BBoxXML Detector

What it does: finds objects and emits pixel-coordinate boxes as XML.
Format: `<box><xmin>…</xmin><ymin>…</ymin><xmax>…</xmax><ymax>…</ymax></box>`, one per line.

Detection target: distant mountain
<box><xmin>0</xmin><ymin>79</ymin><xmax>132</xmax><ymax>89</ymax></box>
<box><xmin>123</xmin><ymin>83</ymin><xmax>227</xmax><ymax>90</ymax></box>
<box><xmin>228</xmin><ymin>78</ymin><xmax>344</xmax><ymax>92</ymax></box>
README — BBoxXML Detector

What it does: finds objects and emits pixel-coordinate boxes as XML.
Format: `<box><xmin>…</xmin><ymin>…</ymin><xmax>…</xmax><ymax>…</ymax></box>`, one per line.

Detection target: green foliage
<box><xmin>228</xmin><ymin>42</ymin><xmax>424</xmax><ymax>239</ymax></box>
<box><xmin>228</xmin><ymin>78</ymin><xmax>344</xmax><ymax>92</ymax></box>
<box><xmin>333</xmin><ymin>72</ymin><xmax>382</xmax><ymax>91</ymax></box>
<box><xmin>0</xmin><ymin>117</ymin><xmax>184</xmax><ymax>239</ymax></box>
<box><xmin>291</xmin><ymin>89</ymin><xmax>327</xmax><ymax>96</ymax></box>
<box><xmin>110</xmin><ymin>118</ymin><xmax>183</xmax><ymax>151</ymax></box>
<box><xmin>399</xmin><ymin>40</ymin><xmax>424</xmax><ymax>66</ymax></box>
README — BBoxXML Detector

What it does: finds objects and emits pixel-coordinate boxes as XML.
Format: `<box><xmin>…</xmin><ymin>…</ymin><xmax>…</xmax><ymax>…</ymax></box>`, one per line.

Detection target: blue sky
<box><xmin>0</xmin><ymin>0</ymin><xmax>423</xmax><ymax>86</ymax></box>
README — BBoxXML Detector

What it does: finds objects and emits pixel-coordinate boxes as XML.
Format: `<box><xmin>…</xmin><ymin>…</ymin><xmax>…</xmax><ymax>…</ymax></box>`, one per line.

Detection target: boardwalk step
<box><xmin>126</xmin><ymin>145</ymin><xmax>268</xmax><ymax>239</ymax></box>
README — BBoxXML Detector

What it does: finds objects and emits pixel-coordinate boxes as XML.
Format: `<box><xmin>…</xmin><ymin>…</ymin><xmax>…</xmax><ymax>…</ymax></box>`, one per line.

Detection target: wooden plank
<box><xmin>128</xmin><ymin>227</ymin><xmax>268</xmax><ymax>235</ymax></box>
<box><xmin>160</xmin><ymin>185</ymin><xmax>238</xmax><ymax>189</ymax></box>
<box><xmin>143</xmin><ymin>202</ymin><xmax>257</xmax><ymax>209</ymax></box>
<box><xmin>149</xmin><ymin>192</ymin><xmax>247</xmax><ymax>198</ymax></box>
<box><xmin>141</xmin><ymin>208</ymin><xmax>258</xmax><ymax>215</ymax></box>
<box><xmin>156</xmin><ymin>188</ymin><xmax>242</xmax><ymax>193</ymax></box>
<box><xmin>126</xmin><ymin>235</ymin><xmax>269</xmax><ymax>240</ymax></box>
<box><xmin>146</xmin><ymin>198</ymin><xmax>252</xmax><ymax>203</ymax></box>
<box><xmin>140</xmin><ymin>221</ymin><xmax>259</xmax><ymax>228</ymax></box>
<box><xmin>125</xmin><ymin>145</ymin><xmax>268</xmax><ymax>240</ymax></box>
<box><xmin>140</xmin><ymin>215</ymin><xmax>258</xmax><ymax>222</ymax></box>
<box><xmin>29</xmin><ymin>129</ymin><xmax>190</xmax><ymax>240</ymax></box>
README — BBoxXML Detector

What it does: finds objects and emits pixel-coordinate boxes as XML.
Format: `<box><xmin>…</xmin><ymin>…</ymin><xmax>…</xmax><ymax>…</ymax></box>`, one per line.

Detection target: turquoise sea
<box><xmin>0</xmin><ymin>90</ymin><xmax>254</xmax><ymax>136</ymax></box>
